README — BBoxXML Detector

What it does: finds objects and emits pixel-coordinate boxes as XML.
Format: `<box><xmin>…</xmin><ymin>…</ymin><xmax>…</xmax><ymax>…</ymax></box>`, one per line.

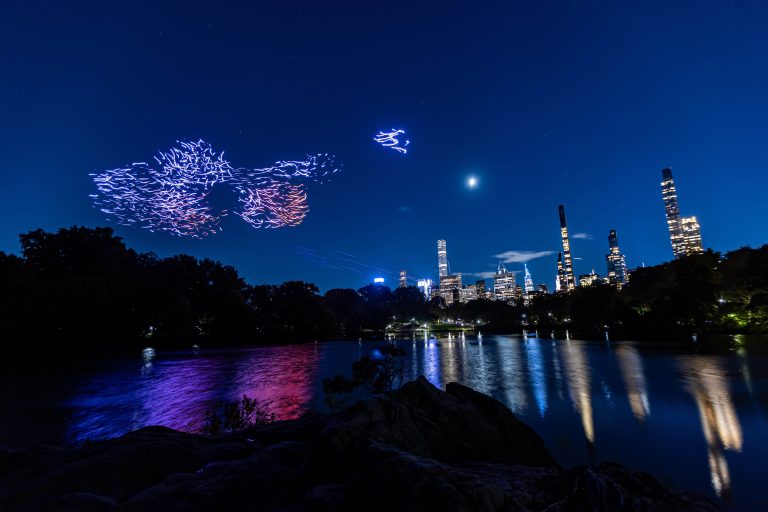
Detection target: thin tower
<box><xmin>556</xmin><ymin>252</ymin><xmax>566</xmax><ymax>292</ymax></box>
<box><xmin>437</xmin><ymin>239</ymin><xmax>448</xmax><ymax>277</ymax></box>
<box><xmin>605</xmin><ymin>229</ymin><xmax>628</xmax><ymax>287</ymax></box>
<box><xmin>524</xmin><ymin>264</ymin><xmax>534</xmax><ymax>293</ymax></box>
<box><xmin>661</xmin><ymin>168</ymin><xmax>685</xmax><ymax>258</ymax></box>
<box><xmin>558</xmin><ymin>205</ymin><xmax>576</xmax><ymax>291</ymax></box>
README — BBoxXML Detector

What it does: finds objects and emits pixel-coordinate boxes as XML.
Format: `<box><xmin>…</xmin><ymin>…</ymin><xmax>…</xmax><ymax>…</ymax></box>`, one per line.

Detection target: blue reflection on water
<box><xmin>1</xmin><ymin>335</ymin><xmax>766</xmax><ymax>511</ymax></box>
<box><xmin>525</xmin><ymin>339</ymin><xmax>548</xmax><ymax>417</ymax></box>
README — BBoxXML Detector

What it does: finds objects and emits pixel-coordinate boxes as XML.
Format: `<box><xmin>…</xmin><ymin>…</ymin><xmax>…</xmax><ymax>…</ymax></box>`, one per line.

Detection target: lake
<box><xmin>1</xmin><ymin>334</ymin><xmax>766</xmax><ymax>511</ymax></box>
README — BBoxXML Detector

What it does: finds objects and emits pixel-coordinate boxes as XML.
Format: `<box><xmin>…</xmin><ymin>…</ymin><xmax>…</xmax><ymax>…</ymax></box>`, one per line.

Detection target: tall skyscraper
<box><xmin>681</xmin><ymin>216</ymin><xmax>703</xmax><ymax>255</ymax></box>
<box><xmin>460</xmin><ymin>284</ymin><xmax>478</xmax><ymax>302</ymax></box>
<box><xmin>475</xmin><ymin>279</ymin><xmax>487</xmax><ymax>299</ymax></box>
<box><xmin>556</xmin><ymin>252</ymin><xmax>566</xmax><ymax>292</ymax></box>
<box><xmin>605</xmin><ymin>229</ymin><xmax>628</xmax><ymax>287</ymax></box>
<box><xmin>399</xmin><ymin>270</ymin><xmax>407</xmax><ymax>288</ymax></box>
<box><xmin>494</xmin><ymin>261</ymin><xmax>516</xmax><ymax>303</ymax></box>
<box><xmin>661</xmin><ymin>168</ymin><xmax>703</xmax><ymax>258</ymax></box>
<box><xmin>437</xmin><ymin>239</ymin><xmax>448</xmax><ymax>277</ymax></box>
<box><xmin>523</xmin><ymin>264</ymin><xmax>534</xmax><ymax>293</ymax></box>
<box><xmin>558</xmin><ymin>205</ymin><xmax>576</xmax><ymax>291</ymax></box>
<box><xmin>439</xmin><ymin>273</ymin><xmax>462</xmax><ymax>305</ymax></box>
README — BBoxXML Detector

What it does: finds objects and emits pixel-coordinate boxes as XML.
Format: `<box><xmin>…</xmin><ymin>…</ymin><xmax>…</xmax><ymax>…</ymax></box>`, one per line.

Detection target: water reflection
<box><xmin>423</xmin><ymin>338</ymin><xmax>440</xmax><ymax>387</ymax></box>
<box><xmin>615</xmin><ymin>344</ymin><xmax>651</xmax><ymax>422</ymax></box>
<box><xmin>68</xmin><ymin>345</ymin><xmax>318</xmax><ymax>442</ymax></box>
<box><xmin>441</xmin><ymin>338</ymin><xmax>460</xmax><ymax>385</ymax></box>
<box><xmin>681</xmin><ymin>356</ymin><xmax>743</xmax><ymax>497</ymax></box>
<box><xmin>231</xmin><ymin>344</ymin><xmax>318</xmax><ymax>420</ymax></box>
<box><xmin>4</xmin><ymin>335</ymin><xmax>764</xmax><ymax>511</ymax></box>
<box><xmin>525</xmin><ymin>340</ymin><xmax>548</xmax><ymax>417</ymax></box>
<box><xmin>496</xmin><ymin>337</ymin><xmax>528</xmax><ymax>414</ymax></box>
<box><xmin>559</xmin><ymin>341</ymin><xmax>594</xmax><ymax>444</ymax></box>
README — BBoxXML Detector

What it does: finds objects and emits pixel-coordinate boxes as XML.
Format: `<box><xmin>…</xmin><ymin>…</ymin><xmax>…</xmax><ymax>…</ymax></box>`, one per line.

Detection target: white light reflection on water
<box><xmin>5</xmin><ymin>335</ymin><xmax>765</xmax><ymax>511</ymax></box>
<box><xmin>559</xmin><ymin>340</ymin><xmax>594</xmax><ymax>444</ymax></box>
<box><xmin>615</xmin><ymin>344</ymin><xmax>651</xmax><ymax>422</ymax></box>
<box><xmin>680</xmin><ymin>356</ymin><xmax>743</xmax><ymax>498</ymax></box>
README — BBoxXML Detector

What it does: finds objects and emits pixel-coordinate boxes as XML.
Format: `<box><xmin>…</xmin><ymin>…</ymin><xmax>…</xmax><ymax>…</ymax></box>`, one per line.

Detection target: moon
<box><xmin>467</xmin><ymin>175</ymin><xmax>478</xmax><ymax>189</ymax></box>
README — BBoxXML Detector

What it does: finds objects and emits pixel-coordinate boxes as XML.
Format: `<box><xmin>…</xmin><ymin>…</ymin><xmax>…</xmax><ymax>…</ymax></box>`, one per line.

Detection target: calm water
<box><xmin>2</xmin><ymin>335</ymin><xmax>767</xmax><ymax>511</ymax></box>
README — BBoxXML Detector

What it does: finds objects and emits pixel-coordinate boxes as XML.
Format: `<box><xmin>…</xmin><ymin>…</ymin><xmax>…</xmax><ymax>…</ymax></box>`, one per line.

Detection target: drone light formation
<box><xmin>374</xmin><ymin>129</ymin><xmax>409</xmax><ymax>154</ymax></box>
<box><xmin>90</xmin><ymin>140</ymin><xmax>340</xmax><ymax>238</ymax></box>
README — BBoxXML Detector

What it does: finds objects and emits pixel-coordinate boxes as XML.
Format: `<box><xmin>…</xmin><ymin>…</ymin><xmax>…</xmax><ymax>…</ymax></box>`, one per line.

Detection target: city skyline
<box><xmin>1</xmin><ymin>2</ymin><xmax>767</xmax><ymax>292</ymax></box>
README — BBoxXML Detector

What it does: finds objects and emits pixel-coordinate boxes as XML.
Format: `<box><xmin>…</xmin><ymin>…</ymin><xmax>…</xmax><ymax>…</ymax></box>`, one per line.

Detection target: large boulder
<box><xmin>318</xmin><ymin>376</ymin><xmax>557</xmax><ymax>468</ymax></box>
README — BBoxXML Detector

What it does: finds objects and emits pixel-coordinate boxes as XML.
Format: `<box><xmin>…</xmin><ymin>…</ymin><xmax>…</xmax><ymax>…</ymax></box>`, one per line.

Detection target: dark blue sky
<box><xmin>1</xmin><ymin>1</ymin><xmax>767</xmax><ymax>291</ymax></box>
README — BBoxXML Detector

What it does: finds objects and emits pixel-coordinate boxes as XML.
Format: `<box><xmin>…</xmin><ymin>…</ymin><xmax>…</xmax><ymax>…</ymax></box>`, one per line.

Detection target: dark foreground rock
<box><xmin>0</xmin><ymin>376</ymin><xmax>719</xmax><ymax>511</ymax></box>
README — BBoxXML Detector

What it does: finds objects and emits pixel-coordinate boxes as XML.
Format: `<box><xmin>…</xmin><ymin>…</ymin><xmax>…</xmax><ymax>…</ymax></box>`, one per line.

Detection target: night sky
<box><xmin>1</xmin><ymin>1</ymin><xmax>767</xmax><ymax>291</ymax></box>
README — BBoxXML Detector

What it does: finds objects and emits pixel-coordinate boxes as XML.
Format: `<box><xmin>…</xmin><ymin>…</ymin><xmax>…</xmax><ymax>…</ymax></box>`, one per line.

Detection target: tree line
<box><xmin>0</xmin><ymin>226</ymin><xmax>765</xmax><ymax>353</ymax></box>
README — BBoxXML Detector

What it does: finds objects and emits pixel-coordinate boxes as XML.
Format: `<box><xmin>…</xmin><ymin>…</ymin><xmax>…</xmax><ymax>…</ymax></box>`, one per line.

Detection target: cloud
<box><xmin>493</xmin><ymin>250</ymin><xmax>556</xmax><ymax>263</ymax></box>
<box><xmin>396</xmin><ymin>206</ymin><xmax>411</xmax><ymax>213</ymax></box>
<box><xmin>572</xmin><ymin>233</ymin><xmax>593</xmax><ymax>240</ymax></box>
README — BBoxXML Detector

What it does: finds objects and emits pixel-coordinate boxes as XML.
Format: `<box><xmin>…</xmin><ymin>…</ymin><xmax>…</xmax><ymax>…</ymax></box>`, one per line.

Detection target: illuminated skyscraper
<box><xmin>661</xmin><ymin>168</ymin><xmax>703</xmax><ymax>258</ymax></box>
<box><xmin>494</xmin><ymin>261</ymin><xmax>516</xmax><ymax>303</ymax></box>
<box><xmin>437</xmin><ymin>239</ymin><xmax>448</xmax><ymax>277</ymax></box>
<box><xmin>475</xmin><ymin>279</ymin><xmax>488</xmax><ymax>299</ymax></box>
<box><xmin>460</xmin><ymin>284</ymin><xmax>478</xmax><ymax>302</ymax></box>
<box><xmin>681</xmin><ymin>216</ymin><xmax>703</xmax><ymax>255</ymax></box>
<box><xmin>605</xmin><ymin>229</ymin><xmax>628</xmax><ymax>287</ymax></box>
<box><xmin>399</xmin><ymin>270</ymin><xmax>407</xmax><ymax>288</ymax></box>
<box><xmin>579</xmin><ymin>269</ymin><xmax>600</xmax><ymax>287</ymax></box>
<box><xmin>416</xmin><ymin>278</ymin><xmax>432</xmax><ymax>298</ymax></box>
<box><xmin>556</xmin><ymin>252</ymin><xmax>566</xmax><ymax>292</ymax></box>
<box><xmin>558</xmin><ymin>205</ymin><xmax>576</xmax><ymax>291</ymax></box>
<box><xmin>523</xmin><ymin>264</ymin><xmax>534</xmax><ymax>293</ymax></box>
<box><xmin>439</xmin><ymin>273</ymin><xmax>462</xmax><ymax>305</ymax></box>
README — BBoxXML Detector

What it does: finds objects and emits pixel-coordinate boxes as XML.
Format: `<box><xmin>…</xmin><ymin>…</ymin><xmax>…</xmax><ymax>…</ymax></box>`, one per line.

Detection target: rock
<box><xmin>0</xmin><ymin>378</ymin><xmax>721</xmax><ymax>512</ymax></box>
<box><xmin>318</xmin><ymin>376</ymin><xmax>557</xmax><ymax>468</ymax></box>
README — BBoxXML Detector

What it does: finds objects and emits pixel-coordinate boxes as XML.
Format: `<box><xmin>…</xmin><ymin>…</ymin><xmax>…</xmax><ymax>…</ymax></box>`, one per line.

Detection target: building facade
<box><xmin>416</xmin><ymin>278</ymin><xmax>432</xmax><ymax>298</ymax></box>
<box><xmin>439</xmin><ymin>273</ymin><xmax>462</xmax><ymax>305</ymax></box>
<box><xmin>494</xmin><ymin>261</ymin><xmax>517</xmax><ymax>303</ymax></box>
<box><xmin>460</xmin><ymin>284</ymin><xmax>478</xmax><ymax>302</ymax></box>
<box><xmin>556</xmin><ymin>252</ymin><xmax>566</xmax><ymax>292</ymax></box>
<box><xmin>579</xmin><ymin>269</ymin><xmax>600</xmax><ymax>287</ymax></box>
<box><xmin>399</xmin><ymin>270</ymin><xmax>407</xmax><ymax>288</ymax></box>
<box><xmin>558</xmin><ymin>205</ymin><xmax>576</xmax><ymax>291</ymax></box>
<box><xmin>661</xmin><ymin>168</ymin><xmax>703</xmax><ymax>258</ymax></box>
<box><xmin>437</xmin><ymin>239</ymin><xmax>448</xmax><ymax>277</ymax></box>
<box><xmin>681</xmin><ymin>216</ymin><xmax>703</xmax><ymax>255</ymax></box>
<box><xmin>475</xmin><ymin>279</ymin><xmax>488</xmax><ymax>299</ymax></box>
<box><xmin>523</xmin><ymin>263</ymin><xmax>534</xmax><ymax>293</ymax></box>
<box><xmin>605</xmin><ymin>229</ymin><xmax>628</xmax><ymax>287</ymax></box>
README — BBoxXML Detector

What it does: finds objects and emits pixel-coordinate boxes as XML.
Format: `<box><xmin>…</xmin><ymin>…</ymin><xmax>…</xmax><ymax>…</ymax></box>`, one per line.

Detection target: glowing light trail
<box><xmin>374</xmin><ymin>129</ymin><xmax>409</xmax><ymax>154</ymax></box>
<box><xmin>90</xmin><ymin>140</ymin><xmax>340</xmax><ymax>237</ymax></box>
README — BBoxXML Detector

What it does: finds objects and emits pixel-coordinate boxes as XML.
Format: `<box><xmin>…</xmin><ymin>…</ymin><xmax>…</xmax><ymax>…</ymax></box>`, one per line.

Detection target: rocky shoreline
<box><xmin>0</xmin><ymin>377</ymin><xmax>719</xmax><ymax>511</ymax></box>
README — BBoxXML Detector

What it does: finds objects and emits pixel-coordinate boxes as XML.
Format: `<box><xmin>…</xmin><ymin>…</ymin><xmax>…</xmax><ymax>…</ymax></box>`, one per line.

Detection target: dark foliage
<box><xmin>322</xmin><ymin>344</ymin><xmax>407</xmax><ymax>408</ymax></box>
<box><xmin>0</xmin><ymin>226</ymin><xmax>335</xmax><ymax>351</ymax></box>
<box><xmin>1</xmin><ymin>227</ymin><xmax>765</xmax><ymax>352</ymax></box>
<box><xmin>201</xmin><ymin>395</ymin><xmax>276</xmax><ymax>435</ymax></box>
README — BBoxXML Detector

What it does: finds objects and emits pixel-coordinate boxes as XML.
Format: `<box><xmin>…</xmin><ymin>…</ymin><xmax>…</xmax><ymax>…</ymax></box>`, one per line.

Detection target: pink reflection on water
<box><xmin>68</xmin><ymin>344</ymin><xmax>321</xmax><ymax>442</ymax></box>
<box><xmin>230</xmin><ymin>344</ymin><xmax>320</xmax><ymax>420</ymax></box>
